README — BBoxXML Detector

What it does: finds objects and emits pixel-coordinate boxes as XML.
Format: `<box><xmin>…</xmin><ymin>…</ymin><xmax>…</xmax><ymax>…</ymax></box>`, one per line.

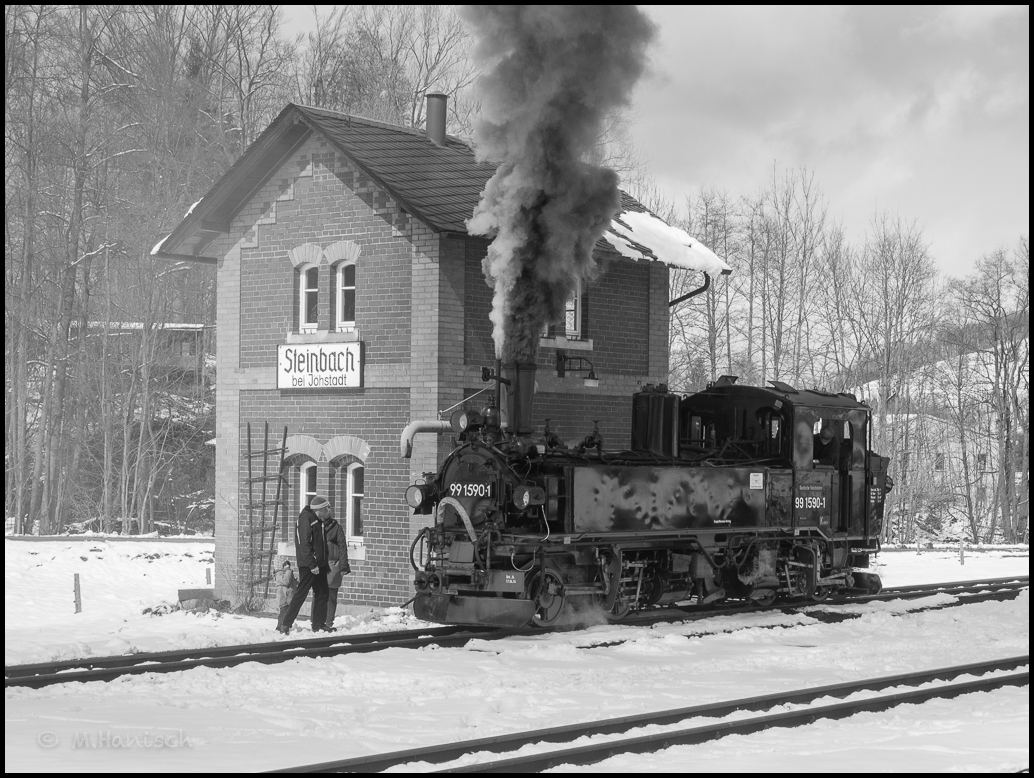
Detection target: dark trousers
<box><xmin>278</xmin><ymin>566</ymin><xmax>329</xmax><ymax>631</ymax></box>
<box><xmin>326</xmin><ymin>587</ymin><xmax>339</xmax><ymax>626</ymax></box>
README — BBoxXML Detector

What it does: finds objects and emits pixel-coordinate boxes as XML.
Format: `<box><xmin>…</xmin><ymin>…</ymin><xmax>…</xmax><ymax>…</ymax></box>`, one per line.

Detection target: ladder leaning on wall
<box><xmin>244</xmin><ymin>423</ymin><xmax>288</xmax><ymax>602</ymax></box>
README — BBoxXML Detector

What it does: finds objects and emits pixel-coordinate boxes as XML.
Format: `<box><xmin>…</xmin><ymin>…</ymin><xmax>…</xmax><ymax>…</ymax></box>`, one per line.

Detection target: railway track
<box><xmin>645</xmin><ymin>574</ymin><xmax>1029</xmax><ymax>625</ymax></box>
<box><xmin>6</xmin><ymin>575</ymin><xmax>1026</xmax><ymax>689</ymax></box>
<box><xmin>3</xmin><ymin>624</ymin><xmax>529</xmax><ymax>689</ymax></box>
<box><xmin>272</xmin><ymin>655</ymin><xmax>1029</xmax><ymax>773</ymax></box>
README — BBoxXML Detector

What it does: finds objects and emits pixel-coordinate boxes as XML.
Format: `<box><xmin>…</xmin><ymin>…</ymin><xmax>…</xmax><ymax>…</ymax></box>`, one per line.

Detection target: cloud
<box><xmin>628</xmin><ymin>6</ymin><xmax>1028</xmax><ymax>275</ymax></box>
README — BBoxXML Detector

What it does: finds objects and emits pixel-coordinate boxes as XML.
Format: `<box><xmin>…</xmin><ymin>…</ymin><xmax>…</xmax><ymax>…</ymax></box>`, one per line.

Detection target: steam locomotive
<box><xmin>403</xmin><ymin>363</ymin><xmax>890</xmax><ymax>627</ymax></box>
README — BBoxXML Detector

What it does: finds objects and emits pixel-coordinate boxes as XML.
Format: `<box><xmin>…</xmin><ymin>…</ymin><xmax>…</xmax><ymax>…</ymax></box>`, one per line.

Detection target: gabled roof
<box><xmin>153</xmin><ymin>104</ymin><xmax>729</xmax><ymax>276</ymax></box>
<box><xmin>295</xmin><ymin>105</ymin><xmax>494</xmax><ymax>234</ymax></box>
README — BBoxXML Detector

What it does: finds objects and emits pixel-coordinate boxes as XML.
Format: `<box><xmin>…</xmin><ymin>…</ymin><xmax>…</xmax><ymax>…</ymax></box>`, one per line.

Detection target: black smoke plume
<box><xmin>462</xmin><ymin>6</ymin><xmax>655</xmax><ymax>363</ymax></box>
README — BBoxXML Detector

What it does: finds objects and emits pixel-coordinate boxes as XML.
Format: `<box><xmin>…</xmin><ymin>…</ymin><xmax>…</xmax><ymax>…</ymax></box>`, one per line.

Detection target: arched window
<box><xmin>336</xmin><ymin>262</ymin><xmax>356</xmax><ymax>331</ymax></box>
<box><xmin>299</xmin><ymin>264</ymin><xmax>319</xmax><ymax>331</ymax></box>
<box><xmin>345</xmin><ymin>462</ymin><xmax>364</xmax><ymax>541</ymax></box>
<box><xmin>299</xmin><ymin>460</ymin><xmax>318</xmax><ymax>513</ymax></box>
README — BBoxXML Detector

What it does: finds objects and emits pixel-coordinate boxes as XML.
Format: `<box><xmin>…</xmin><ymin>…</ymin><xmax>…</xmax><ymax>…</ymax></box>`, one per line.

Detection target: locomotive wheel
<box><xmin>607</xmin><ymin>598</ymin><xmax>632</xmax><ymax>622</ymax></box>
<box><xmin>528</xmin><ymin>568</ymin><xmax>566</xmax><ymax>627</ymax></box>
<box><xmin>810</xmin><ymin>587</ymin><xmax>831</xmax><ymax>602</ymax></box>
<box><xmin>752</xmin><ymin>589</ymin><xmax>778</xmax><ymax>607</ymax></box>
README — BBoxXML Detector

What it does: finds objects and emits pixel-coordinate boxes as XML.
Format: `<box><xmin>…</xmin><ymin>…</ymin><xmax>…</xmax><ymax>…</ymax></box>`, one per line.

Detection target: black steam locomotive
<box><xmin>403</xmin><ymin>363</ymin><xmax>890</xmax><ymax>627</ymax></box>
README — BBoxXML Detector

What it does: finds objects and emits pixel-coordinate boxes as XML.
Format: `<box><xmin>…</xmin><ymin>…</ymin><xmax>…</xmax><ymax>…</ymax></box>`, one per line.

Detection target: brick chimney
<box><xmin>425</xmin><ymin>92</ymin><xmax>447</xmax><ymax>147</ymax></box>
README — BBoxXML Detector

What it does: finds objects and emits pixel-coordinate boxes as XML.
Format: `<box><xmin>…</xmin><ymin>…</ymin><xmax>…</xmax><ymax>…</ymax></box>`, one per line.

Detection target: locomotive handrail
<box><xmin>438</xmin><ymin>386</ymin><xmax>494</xmax><ymax>419</ymax></box>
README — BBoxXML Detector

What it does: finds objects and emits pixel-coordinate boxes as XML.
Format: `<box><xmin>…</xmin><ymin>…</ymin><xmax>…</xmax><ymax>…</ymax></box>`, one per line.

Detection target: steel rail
<box><xmin>6</xmin><ymin>576</ymin><xmax>1026</xmax><ymax>689</ymax></box>
<box><xmin>269</xmin><ymin>655</ymin><xmax>1028</xmax><ymax>773</ymax></box>
<box><xmin>4</xmin><ymin>624</ymin><xmax>491</xmax><ymax>680</ymax></box>
<box><xmin>444</xmin><ymin>670</ymin><xmax>1029</xmax><ymax>773</ymax></box>
<box><xmin>4</xmin><ymin>625</ymin><xmax>528</xmax><ymax>689</ymax></box>
<box><xmin>882</xmin><ymin>575</ymin><xmax>1028</xmax><ymax>593</ymax></box>
<box><xmin>653</xmin><ymin>575</ymin><xmax>1028</xmax><ymax>623</ymax></box>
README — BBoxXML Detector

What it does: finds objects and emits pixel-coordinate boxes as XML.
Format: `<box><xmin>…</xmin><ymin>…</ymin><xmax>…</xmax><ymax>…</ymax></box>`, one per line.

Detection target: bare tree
<box><xmin>291</xmin><ymin>6</ymin><xmax>477</xmax><ymax>135</ymax></box>
<box><xmin>955</xmin><ymin>243</ymin><xmax>1030</xmax><ymax>542</ymax></box>
<box><xmin>851</xmin><ymin>212</ymin><xmax>938</xmax><ymax>541</ymax></box>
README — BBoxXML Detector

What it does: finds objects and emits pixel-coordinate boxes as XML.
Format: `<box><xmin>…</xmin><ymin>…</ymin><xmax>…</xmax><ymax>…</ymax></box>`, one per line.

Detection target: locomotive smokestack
<box><xmin>502</xmin><ymin>362</ymin><xmax>537</xmax><ymax>435</ymax></box>
<box><xmin>425</xmin><ymin>92</ymin><xmax>447</xmax><ymax>147</ymax></box>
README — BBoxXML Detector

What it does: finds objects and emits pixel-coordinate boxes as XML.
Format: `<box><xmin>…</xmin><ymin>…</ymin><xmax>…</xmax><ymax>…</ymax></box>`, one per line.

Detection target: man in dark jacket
<box><xmin>323</xmin><ymin>513</ymin><xmax>350</xmax><ymax>630</ymax></box>
<box><xmin>276</xmin><ymin>496</ymin><xmax>332</xmax><ymax>634</ymax></box>
<box><xmin>813</xmin><ymin>423</ymin><xmax>841</xmax><ymax>467</ymax></box>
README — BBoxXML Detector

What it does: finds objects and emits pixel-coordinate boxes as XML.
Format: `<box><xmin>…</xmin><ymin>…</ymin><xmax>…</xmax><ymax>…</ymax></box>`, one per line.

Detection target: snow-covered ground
<box><xmin>3</xmin><ymin>538</ymin><xmax>425</xmax><ymax>667</ymax></box>
<box><xmin>4</xmin><ymin>539</ymin><xmax>1028</xmax><ymax>772</ymax></box>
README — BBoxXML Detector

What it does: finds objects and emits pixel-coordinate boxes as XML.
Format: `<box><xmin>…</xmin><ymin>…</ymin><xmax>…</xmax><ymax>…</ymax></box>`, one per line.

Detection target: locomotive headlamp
<box><xmin>406</xmin><ymin>485</ymin><xmax>426</xmax><ymax>508</ymax></box>
<box><xmin>450</xmin><ymin>409</ymin><xmax>470</xmax><ymax>433</ymax></box>
<box><xmin>406</xmin><ymin>483</ymin><xmax>438</xmax><ymax>511</ymax></box>
<box><xmin>513</xmin><ymin>486</ymin><xmax>546</xmax><ymax>509</ymax></box>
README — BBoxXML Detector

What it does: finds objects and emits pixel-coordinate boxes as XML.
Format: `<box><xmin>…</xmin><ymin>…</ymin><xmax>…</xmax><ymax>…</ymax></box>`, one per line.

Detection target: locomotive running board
<box><xmin>416</xmin><ymin>594</ymin><xmax>536</xmax><ymax>628</ymax></box>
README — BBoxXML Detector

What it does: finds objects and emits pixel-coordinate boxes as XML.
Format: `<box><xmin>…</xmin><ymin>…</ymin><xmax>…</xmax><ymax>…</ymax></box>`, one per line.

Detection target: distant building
<box><xmin>153</xmin><ymin>98</ymin><xmax>722</xmax><ymax>607</ymax></box>
<box><xmin>80</xmin><ymin>321</ymin><xmax>211</xmax><ymax>389</ymax></box>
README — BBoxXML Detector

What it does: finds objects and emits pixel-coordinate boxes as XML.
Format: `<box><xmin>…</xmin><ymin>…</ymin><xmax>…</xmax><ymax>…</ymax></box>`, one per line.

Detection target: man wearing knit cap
<box><xmin>276</xmin><ymin>495</ymin><xmax>332</xmax><ymax>634</ymax></box>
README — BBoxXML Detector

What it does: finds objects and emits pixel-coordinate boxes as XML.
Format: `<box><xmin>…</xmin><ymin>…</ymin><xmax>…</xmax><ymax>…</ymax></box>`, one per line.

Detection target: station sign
<box><xmin>277</xmin><ymin>342</ymin><xmax>362</xmax><ymax>389</ymax></box>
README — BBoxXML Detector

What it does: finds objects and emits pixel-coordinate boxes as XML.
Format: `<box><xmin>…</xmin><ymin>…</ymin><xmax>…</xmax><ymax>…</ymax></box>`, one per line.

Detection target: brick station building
<box><xmin>154</xmin><ymin>96</ymin><xmax>718</xmax><ymax>609</ymax></box>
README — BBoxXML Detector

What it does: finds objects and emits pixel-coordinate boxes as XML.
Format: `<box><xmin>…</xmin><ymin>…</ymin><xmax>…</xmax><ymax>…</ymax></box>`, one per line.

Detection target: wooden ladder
<box><xmin>244</xmin><ymin>423</ymin><xmax>288</xmax><ymax>601</ymax></box>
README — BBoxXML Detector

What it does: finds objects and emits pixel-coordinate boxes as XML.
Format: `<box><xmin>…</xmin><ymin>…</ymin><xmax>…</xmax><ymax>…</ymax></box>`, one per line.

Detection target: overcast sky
<box><xmin>631</xmin><ymin>5</ymin><xmax>1028</xmax><ymax>278</ymax></box>
<box><xmin>284</xmin><ymin>6</ymin><xmax>1028</xmax><ymax>279</ymax></box>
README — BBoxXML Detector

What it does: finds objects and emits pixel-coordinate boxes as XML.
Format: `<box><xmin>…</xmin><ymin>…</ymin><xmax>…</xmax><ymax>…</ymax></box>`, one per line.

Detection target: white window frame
<box><xmin>299</xmin><ymin>264</ymin><xmax>319</xmax><ymax>333</ymax></box>
<box><xmin>299</xmin><ymin>461</ymin><xmax>318</xmax><ymax>514</ymax></box>
<box><xmin>335</xmin><ymin>260</ymin><xmax>357</xmax><ymax>332</ymax></box>
<box><xmin>345</xmin><ymin>462</ymin><xmax>364</xmax><ymax>543</ymax></box>
<box><xmin>563</xmin><ymin>281</ymin><xmax>582</xmax><ymax>339</ymax></box>
<box><xmin>541</xmin><ymin>280</ymin><xmax>582</xmax><ymax>339</ymax></box>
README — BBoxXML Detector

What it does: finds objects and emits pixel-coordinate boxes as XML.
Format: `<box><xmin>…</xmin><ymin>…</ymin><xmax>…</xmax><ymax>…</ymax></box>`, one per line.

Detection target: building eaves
<box><xmin>153</xmin><ymin>104</ymin><xmax>316</xmax><ymax>263</ymax></box>
<box><xmin>152</xmin><ymin>103</ymin><xmax>728</xmax><ymax>277</ymax></box>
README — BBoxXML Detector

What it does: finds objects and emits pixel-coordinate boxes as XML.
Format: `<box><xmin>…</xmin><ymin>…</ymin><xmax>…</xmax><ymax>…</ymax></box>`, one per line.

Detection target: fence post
<box><xmin>73</xmin><ymin>573</ymin><xmax>82</xmax><ymax>613</ymax></box>
<box><xmin>959</xmin><ymin>539</ymin><xmax>965</xmax><ymax>566</ymax></box>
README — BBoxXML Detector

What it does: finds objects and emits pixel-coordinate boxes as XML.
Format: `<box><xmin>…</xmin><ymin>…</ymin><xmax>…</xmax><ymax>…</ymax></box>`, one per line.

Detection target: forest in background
<box><xmin>5</xmin><ymin>6</ymin><xmax>1028</xmax><ymax>544</ymax></box>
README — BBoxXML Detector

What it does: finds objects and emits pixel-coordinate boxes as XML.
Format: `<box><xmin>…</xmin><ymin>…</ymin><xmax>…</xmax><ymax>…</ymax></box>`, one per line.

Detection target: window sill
<box><xmin>539</xmin><ymin>336</ymin><xmax>593</xmax><ymax>351</ymax></box>
<box><xmin>286</xmin><ymin>329</ymin><xmax>361</xmax><ymax>344</ymax></box>
<box><xmin>278</xmin><ymin>540</ymin><xmax>366</xmax><ymax>562</ymax></box>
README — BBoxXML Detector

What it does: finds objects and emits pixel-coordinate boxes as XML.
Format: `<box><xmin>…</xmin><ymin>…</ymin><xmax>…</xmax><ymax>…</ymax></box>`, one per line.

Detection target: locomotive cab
<box><xmin>679</xmin><ymin>377</ymin><xmax>887</xmax><ymax>542</ymax></box>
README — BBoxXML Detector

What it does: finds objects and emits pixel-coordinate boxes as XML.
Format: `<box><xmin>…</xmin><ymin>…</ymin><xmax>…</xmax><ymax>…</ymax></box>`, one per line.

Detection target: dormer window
<box><xmin>336</xmin><ymin>262</ymin><xmax>356</xmax><ymax>331</ymax></box>
<box><xmin>300</xmin><ymin>265</ymin><xmax>319</xmax><ymax>332</ymax></box>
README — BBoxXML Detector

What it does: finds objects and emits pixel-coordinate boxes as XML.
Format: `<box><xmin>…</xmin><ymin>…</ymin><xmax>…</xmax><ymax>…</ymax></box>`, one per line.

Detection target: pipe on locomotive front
<box><xmin>401</xmin><ymin>420</ymin><xmax>452</xmax><ymax>459</ymax></box>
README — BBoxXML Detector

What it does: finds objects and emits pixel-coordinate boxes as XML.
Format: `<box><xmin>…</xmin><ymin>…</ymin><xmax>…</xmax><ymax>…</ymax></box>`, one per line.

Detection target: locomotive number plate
<box><xmin>449</xmin><ymin>481</ymin><xmax>493</xmax><ymax>499</ymax></box>
<box><xmin>795</xmin><ymin>496</ymin><xmax>827</xmax><ymax>510</ymax></box>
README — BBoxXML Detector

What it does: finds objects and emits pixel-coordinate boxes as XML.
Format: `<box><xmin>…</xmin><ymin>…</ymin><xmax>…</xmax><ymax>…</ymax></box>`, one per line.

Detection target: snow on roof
<box><xmin>185</xmin><ymin>198</ymin><xmax>203</xmax><ymax>218</ymax></box>
<box><xmin>150</xmin><ymin>234</ymin><xmax>169</xmax><ymax>256</ymax></box>
<box><xmin>604</xmin><ymin>210</ymin><xmax>731</xmax><ymax>275</ymax></box>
